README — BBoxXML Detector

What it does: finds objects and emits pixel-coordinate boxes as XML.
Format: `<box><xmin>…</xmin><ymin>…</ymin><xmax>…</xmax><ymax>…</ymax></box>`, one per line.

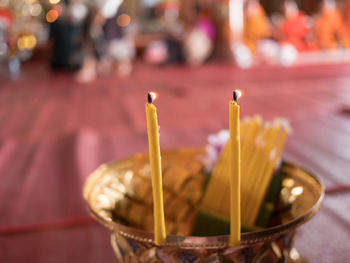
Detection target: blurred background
<box><xmin>3</xmin><ymin>0</ymin><xmax>350</xmax><ymax>77</ymax></box>
<box><xmin>1</xmin><ymin>0</ymin><xmax>350</xmax><ymax>262</ymax></box>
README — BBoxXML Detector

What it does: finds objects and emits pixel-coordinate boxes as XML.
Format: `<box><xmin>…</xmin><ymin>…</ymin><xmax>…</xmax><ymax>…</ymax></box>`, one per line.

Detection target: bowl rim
<box><xmin>83</xmin><ymin>148</ymin><xmax>325</xmax><ymax>248</ymax></box>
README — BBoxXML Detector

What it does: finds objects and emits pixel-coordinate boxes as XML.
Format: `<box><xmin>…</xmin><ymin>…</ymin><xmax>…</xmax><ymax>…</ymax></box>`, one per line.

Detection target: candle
<box><xmin>217</xmin><ymin>121</ymin><xmax>249</xmax><ymax>216</ymax></box>
<box><xmin>145</xmin><ymin>92</ymin><xmax>166</xmax><ymax>245</ymax></box>
<box><xmin>229</xmin><ymin>90</ymin><xmax>241</xmax><ymax>247</ymax></box>
<box><xmin>201</xmin><ymin>121</ymin><xmax>249</xmax><ymax>217</ymax></box>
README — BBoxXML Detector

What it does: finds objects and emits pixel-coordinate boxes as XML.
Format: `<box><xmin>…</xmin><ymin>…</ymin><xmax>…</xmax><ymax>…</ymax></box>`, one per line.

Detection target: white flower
<box><xmin>203</xmin><ymin>130</ymin><xmax>229</xmax><ymax>173</ymax></box>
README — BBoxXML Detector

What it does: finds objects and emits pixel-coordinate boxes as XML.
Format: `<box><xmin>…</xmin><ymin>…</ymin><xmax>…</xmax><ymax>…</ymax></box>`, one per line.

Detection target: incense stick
<box><xmin>200</xmin><ymin>117</ymin><xmax>290</xmax><ymax>228</ymax></box>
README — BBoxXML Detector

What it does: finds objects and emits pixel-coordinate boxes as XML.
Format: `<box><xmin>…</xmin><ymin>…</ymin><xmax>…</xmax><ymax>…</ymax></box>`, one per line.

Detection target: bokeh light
<box><xmin>30</xmin><ymin>3</ymin><xmax>42</xmax><ymax>16</ymax></box>
<box><xmin>26</xmin><ymin>35</ymin><xmax>37</xmax><ymax>49</ymax></box>
<box><xmin>49</xmin><ymin>0</ymin><xmax>61</xmax><ymax>4</ymax></box>
<box><xmin>17</xmin><ymin>37</ymin><xmax>27</xmax><ymax>51</ymax></box>
<box><xmin>53</xmin><ymin>4</ymin><xmax>62</xmax><ymax>15</ymax></box>
<box><xmin>17</xmin><ymin>35</ymin><xmax>37</xmax><ymax>50</ymax></box>
<box><xmin>22</xmin><ymin>4</ymin><xmax>31</xmax><ymax>16</ymax></box>
<box><xmin>46</xmin><ymin>9</ymin><xmax>59</xmax><ymax>23</ymax></box>
<box><xmin>117</xmin><ymin>13</ymin><xmax>131</xmax><ymax>27</ymax></box>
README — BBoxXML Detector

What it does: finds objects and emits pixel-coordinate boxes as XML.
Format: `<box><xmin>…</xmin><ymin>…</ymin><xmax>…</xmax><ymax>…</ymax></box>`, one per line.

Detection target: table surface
<box><xmin>0</xmin><ymin>61</ymin><xmax>350</xmax><ymax>262</ymax></box>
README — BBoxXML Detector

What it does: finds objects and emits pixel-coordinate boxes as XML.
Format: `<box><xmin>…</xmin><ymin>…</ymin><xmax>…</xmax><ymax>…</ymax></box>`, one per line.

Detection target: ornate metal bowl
<box><xmin>83</xmin><ymin>148</ymin><xmax>324</xmax><ymax>262</ymax></box>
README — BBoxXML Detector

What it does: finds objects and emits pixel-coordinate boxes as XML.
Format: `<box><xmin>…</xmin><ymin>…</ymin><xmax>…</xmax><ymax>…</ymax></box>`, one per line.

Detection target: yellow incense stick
<box><xmin>201</xmin><ymin>143</ymin><xmax>230</xmax><ymax>213</ymax></box>
<box><xmin>249</xmin><ymin>120</ymin><xmax>291</xmax><ymax>223</ymax></box>
<box><xmin>145</xmin><ymin>92</ymin><xmax>166</xmax><ymax>245</ymax></box>
<box><xmin>241</xmin><ymin>125</ymin><xmax>270</xmax><ymax>223</ymax></box>
<box><xmin>245</xmin><ymin>121</ymin><xmax>281</xmax><ymax>226</ymax></box>
<box><xmin>199</xmin><ymin>114</ymin><xmax>290</xmax><ymax>231</ymax></box>
<box><xmin>241</xmin><ymin>117</ymin><xmax>262</xmax><ymax>185</ymax></box>
<box><xmin>228</xmin><ymin>90</ymin><xmax>241</xmax><ymax>247</ymax></box>
<box><xmin>246</xmin><ymin>122</ymin><xmax>280</xmax><ymax>201</ymax></box>
<box><xmin>240</xmin><ymin>117</ymin><xmax>262</xmax><ymax>192</ymax></box>
<box><xmin>201</xmin><ymin>121</ymin><xmax>248</xmax><ymax>215</ymax></box>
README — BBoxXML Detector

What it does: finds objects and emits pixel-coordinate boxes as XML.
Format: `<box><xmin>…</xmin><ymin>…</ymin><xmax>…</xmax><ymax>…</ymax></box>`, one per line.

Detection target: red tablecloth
<box><xmin>0</xmin><ymin>62</ymin><xmax>350</xmax><ymax>262</ymax></box>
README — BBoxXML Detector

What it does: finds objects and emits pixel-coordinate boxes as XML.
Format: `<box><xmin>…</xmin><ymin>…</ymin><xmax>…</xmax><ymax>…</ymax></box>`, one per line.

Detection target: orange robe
<box><xmin>243</xmin><ymin>6</ymin><xmax>269</xmax><ymax>53</ymax></box>
<box><xmin>281</xmin><ymin>12</ymin><xmax>313</xmax><ymax>51</ymax></box>
<box><xmin>314</xmin><ymin>8</ymin><xmax>350</xmax><ymax>49</ymax></box>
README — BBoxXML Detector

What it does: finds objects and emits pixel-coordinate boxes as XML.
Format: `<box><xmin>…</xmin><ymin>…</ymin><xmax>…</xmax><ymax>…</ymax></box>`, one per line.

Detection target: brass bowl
<box><xmin>83</xmin><ymin>148</ymin><xmax>324</xmax><ymax>262</ymax></box>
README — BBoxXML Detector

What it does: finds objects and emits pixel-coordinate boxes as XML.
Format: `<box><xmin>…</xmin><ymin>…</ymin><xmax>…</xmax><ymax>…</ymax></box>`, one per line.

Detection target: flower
<box><xmin>202</xmin><ymin>130</ymin><xmax>229</xmax><ymax>173</ymax></box>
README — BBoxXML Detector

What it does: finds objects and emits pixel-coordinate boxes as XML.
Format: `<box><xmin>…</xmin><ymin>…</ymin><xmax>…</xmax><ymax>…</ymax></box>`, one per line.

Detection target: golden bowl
<box><xmin>83</xmin><ymin>148</ymin><xmax>324</xmax><ymax>262</ymax></box>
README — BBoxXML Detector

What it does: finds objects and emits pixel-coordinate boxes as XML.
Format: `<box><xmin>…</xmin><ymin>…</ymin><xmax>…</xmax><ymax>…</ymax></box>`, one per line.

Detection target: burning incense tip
<box><xmin>148</xmin><ymin>91</ymin><xmax>159</xmax><ymax>103</ymax></box>
<box><xmin>233</xmin><ymin>90</ymin><xmax>242</xmax><ymax>102</ymax></box>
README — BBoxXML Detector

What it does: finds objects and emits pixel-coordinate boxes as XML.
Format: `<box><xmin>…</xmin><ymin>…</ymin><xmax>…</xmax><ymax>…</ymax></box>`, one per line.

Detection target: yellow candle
<box><xmin>229</xmin><ymin>90</ymin><xmax>241</xmax><ymax>247</ymax></box>
<box><xmin>145</xmin><ymin>92</ymin><xmax>166</xmax><ymax>245</ymax></box>
<box><xmin>217</xmin><ymin>121</ymin><xmax>249</xmax><ymax>216</ymax></box>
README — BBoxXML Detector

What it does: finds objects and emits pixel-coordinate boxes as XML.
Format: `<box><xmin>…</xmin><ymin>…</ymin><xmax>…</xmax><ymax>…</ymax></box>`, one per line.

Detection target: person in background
<box><xmin>143</xmin><ymin>0</ymin><xmax>185</xmax><ymax>65</ymax></box>
<box><xmin>50</xmin><ymin>0</ymin><xmax>88</xmax><ymax>70</ymax></box>
<box><xmin>183</xmin><ymin>4</ymin><xmax>215</xmax><ymax>66</ymax></box>
<box><xmin>76</xmin><ymin>0</ymin><xmax>118</xmax><ymax>82</ymax></box>
<box><xmin>144</xmin><ymin>3</ymin><xmax>215</xmax><ymax>66</ymax></box>
<box><xmin>76</xmin><ymin>0</ymin><xmax>135</xmax><ymax>82</ymax></box>
<box><xmin>74</xmin><ymin>3</ymin><xmax>104</xmax><ymax>82</ymax></box>
<box><xmin>243</xmin><ymin>0</ymin><xmax>270</xmax><ymax>53</ymax></box>
<box><xmin>100</xmin><ymin>6</ymin><xmax>135</xmax><ymax>78</ymax></box>
<box><xmin>313</xmin><ymin>0</ymin><xmax>350</xmax><ymax>49</ymax></box>
<box><xmin>279</xmin><ymin>0</ymin><xmax>316</xmax><ymax>52</ymax></box>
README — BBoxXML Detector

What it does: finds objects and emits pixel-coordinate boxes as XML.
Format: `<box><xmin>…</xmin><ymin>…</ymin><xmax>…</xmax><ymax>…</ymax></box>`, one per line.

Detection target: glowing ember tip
<box><xmin>233</xmin><ymin>90</ymin><xmax>242</xmax><ymax>102</ymax></box>
<box><xmin>148</xmin><ymin>91</ymin><xmax>158</xmax><ymax>103</ymax></box>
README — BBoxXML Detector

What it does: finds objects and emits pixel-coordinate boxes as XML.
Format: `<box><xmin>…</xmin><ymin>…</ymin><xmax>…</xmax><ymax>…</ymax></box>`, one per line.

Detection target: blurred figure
<box><xmin>144</xmin><ymin>3</ymin><xmax>215</xmax><ymax>66</ymax></box>
<box><xmin>280</xmin><ymin>0</ymin><xmax>316</xmax><ymax>51</ymax></box>
<box><xmin>75</xmin><ymin>4</ymin><xmax>105</xmax><ymax>82</ymax></box>
<box><xmin>232</xmin><ymin>0</ymin><xmax>268</xmax><ymax>68</ymax></box>
<box><xmin>143</xmin><ymin>0</ymin><xmax>183</xmax><ymax>64</ymax></box>
<box><xmin>313</xmin><ymin>0</ymin><xmax>350</xmax><ymax>49</ymax></box>
<box><xmin>101</xmin><ymin>9</ymin><xmax>135</xmax><ymax>77</ymax></box>
<box><xmin>184</xmin><ymin>5</ymin><xmax>215</xmax><ymax>66</ymax></box>
<box><xmin>50</xmin><ymin>0</ymin><xmax>88</xmax><ymax>70</ymax></box>
<box><xmin>243</xmin><ymin>0</ymin><xmax>270</xmax><ymax>53</ymax></box>
<box><xmin>76</xmin><ymin>0</ymin><xmax>135</xmax><ymax>82</ymax></box>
